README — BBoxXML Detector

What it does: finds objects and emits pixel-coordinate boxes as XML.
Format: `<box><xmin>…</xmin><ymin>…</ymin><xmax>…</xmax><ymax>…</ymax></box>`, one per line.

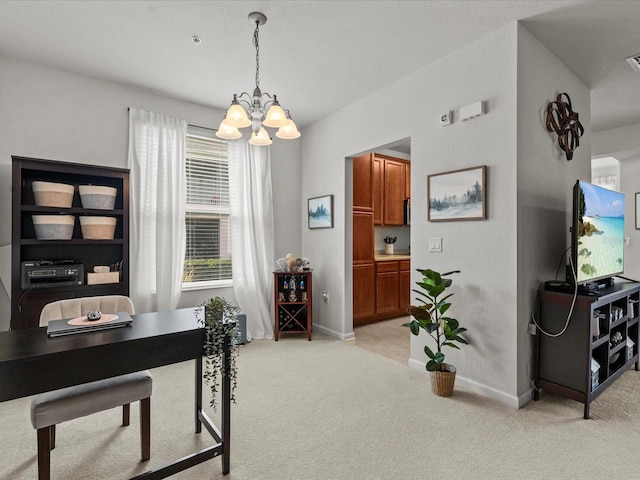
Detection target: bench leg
<box><xmin>37</xmin><ymin>427</ymin><xmax>52</xmax><ymax>480</ymax></box>
<box><xmin>140</xmin><ymin>397</ymin><xmax>151</xmax><ymax>461</ymax></box>
<box><xmin>122</xmin><ymin>403</ymin><xmax>131</xmax><ymax>426</ymax></box>
<box><xmin>50</xmin><ymin>424</ymin><xmax>56</xmax><ymax>450</ymax></box>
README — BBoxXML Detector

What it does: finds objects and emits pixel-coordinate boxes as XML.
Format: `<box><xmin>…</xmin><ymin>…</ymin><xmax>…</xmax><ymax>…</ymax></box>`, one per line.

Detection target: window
<box><xmin>183</xmin><ymin>130</ymin><xmax>232</xmax><ymax>287</ymax></box>
<box><xmin>592</xmin><ymin>175</ymin><xmax>617</xmax><ymax>192</ymax></box>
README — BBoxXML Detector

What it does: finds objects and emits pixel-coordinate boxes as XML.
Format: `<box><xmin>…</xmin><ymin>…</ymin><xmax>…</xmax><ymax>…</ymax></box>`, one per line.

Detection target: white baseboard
<box><xmin>314</xmin><ymin>323</ymin><xmax>356</xmax><ymax>341</ymax></box>
<box><xmin>407</xmin><ymin>358</ymin><xmax>521</xmax><ymax>409</ymax></box>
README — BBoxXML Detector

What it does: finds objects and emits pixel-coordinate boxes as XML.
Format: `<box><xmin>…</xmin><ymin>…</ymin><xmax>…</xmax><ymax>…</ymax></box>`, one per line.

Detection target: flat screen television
<box><xmin>571</xmin><ymin>180</ymin><xmax>625</xmax><ymax>286</ymax></box>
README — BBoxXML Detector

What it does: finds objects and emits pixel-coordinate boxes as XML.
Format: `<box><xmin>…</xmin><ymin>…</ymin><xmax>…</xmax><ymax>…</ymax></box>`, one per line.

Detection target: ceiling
<box><xmin>1</xmin><ymin>1</ymin><xmax>639</xmax><ymax>141</ymax></box>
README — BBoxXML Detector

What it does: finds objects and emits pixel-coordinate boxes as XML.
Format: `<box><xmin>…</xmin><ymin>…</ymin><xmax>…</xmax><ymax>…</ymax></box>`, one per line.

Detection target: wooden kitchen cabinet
<box><xmin>353</xmin><ymin>263</ymin><xmax>376</xmax><ymax>323</ymax></box>
<box><xmin>399</xmin><ymin>260</ymin><xmax>411</xmax><ymax>312</ymax></box>
<box><xmin>373</xmin><ymin>156</ymin><xmax>383</xmax><ymax>225</ymax></box>
<box><xmin>405</xmin><ymin>163</ymin><xmax>411</xmax><ymax>198</ymax></box>
<box><xmin>382</xmin><ymin>156</ymin><xmax>409</xmax><ymax>226</ymax></box>
<box><xmin>353</xmin><ymin>211</ymin><xmax>374</xmax><ymax>264</ymax></box>
<box><xmin>353</xmin><ymin>256</ymin><xmax>411</xmax><ymax>325</ymax></box>
<box><xmin>356</xmin><ymin>153</ymin><xmax>409</xmax><ymax>226</ymax></box>
<box><xmin>359</xmin><ymin>259</ymin><xmax>412</xmax><ymax>324</ymax></box>
<box><xmin>353</xmin><ymin>153</ymin><xmax>374</xmax><ymax>211</ymax></box>
<box><xmin>376</xmin><ymin>261</ymin><xmax>400</xmax><ymax>313</ymax></box>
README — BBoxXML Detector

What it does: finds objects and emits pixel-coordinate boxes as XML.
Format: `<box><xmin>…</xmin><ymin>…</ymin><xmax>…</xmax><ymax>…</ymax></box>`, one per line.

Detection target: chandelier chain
<box><xmin>253</xmin><ymin>21</ymin><xmax>260</xmax><ymax>88</ymax></box>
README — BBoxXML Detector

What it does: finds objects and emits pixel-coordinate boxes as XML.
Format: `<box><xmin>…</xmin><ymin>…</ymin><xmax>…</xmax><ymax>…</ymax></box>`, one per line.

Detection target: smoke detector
<box><xmin>625</xmin><ymin>53</ymin><xmax>640</xmax><ymax>72</ymax></box>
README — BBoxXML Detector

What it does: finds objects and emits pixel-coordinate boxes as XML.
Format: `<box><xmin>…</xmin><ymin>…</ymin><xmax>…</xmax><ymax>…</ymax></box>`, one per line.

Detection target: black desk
<box><xmin>0</xmin><ymin>307</ymin><xmax>232</xmax><ymax>479</ymax></box>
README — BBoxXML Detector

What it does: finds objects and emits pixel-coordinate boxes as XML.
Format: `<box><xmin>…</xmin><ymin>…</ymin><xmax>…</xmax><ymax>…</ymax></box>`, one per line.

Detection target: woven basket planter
<box><xmin>429</xmin><ymin>363</ymin><xmax>457</xmax><ymax>397</ymax></box>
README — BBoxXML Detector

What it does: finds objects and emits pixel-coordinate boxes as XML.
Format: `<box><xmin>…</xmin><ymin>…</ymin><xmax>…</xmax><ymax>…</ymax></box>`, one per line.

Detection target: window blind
<box><xmin>184</xmin><ymin>133</ymin><xmax>232</xmax><ymax>283</ymax></box>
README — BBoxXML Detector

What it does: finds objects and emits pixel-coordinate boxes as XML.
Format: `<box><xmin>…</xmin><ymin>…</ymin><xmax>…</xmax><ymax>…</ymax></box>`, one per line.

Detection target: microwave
<box><xmin>404</xmin><ymin>199</ymin><xmax>410</xmax><ymax>225</ymax></box>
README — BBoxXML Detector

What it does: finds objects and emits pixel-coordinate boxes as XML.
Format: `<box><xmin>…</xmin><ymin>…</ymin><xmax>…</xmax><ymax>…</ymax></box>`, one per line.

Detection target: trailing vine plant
<box><xmin>197</xmin><ymin>297</ymin><xmax>240</xmax><ymax>410</ymax></box>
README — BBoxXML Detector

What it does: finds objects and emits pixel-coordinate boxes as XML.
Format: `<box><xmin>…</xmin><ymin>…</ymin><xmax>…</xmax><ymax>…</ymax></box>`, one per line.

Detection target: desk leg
<box><xmin>222</xmin><ymin>335</ymin><xmax>231</xmax><ymax>474</ymax></box>
<box><xmin>195</xmin><ymin>356</ymin><xmax>202</xmax><ymax>434</ymax></box>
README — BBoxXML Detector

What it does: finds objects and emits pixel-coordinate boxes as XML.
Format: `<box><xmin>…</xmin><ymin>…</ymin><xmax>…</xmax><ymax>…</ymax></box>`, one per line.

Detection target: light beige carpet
<box><xmin>2</xmin><ymin>333</ymin><xmax>640</xmax><ymax>479</ymax></box>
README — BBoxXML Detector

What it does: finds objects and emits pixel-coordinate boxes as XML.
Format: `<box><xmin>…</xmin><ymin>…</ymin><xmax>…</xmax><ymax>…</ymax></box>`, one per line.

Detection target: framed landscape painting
<box><xmin>308</xmin><ymin>194</ymin><xmax>334</xmax><ymax>229</ymax></box>
<box><xmin>428</xmin><ymin>165</ymin><xmax>487</xmax><ymax>221</ymax></box>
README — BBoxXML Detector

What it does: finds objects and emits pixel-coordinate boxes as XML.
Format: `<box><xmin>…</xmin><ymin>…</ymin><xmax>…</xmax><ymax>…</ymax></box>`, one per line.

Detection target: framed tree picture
<box><xmin>308</xmin><ymin>194</ymin><xmax>334</xmax><ymax>229</ymax></box>
<box><xmin>428</xmin><ymin>165</ymin><xmax>487</xmax><ymax>221</ymax></box>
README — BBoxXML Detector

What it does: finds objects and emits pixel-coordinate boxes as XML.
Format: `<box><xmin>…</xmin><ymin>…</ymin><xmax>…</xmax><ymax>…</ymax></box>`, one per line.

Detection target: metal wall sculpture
<box><xmin>545</xmin><ymin>93</ymin><xmax>584</xmax><ymax>161</ymax></box>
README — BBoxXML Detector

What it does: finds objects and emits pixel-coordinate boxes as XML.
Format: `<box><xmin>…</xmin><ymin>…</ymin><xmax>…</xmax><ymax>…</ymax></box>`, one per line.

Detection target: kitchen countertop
<box><xmin>374</xmin><ymin>250</ymin><xmax>410</xmax><ymax>261</ymax></box>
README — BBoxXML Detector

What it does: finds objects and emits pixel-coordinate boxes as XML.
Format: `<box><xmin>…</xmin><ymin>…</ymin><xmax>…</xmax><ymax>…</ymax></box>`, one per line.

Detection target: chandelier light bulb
<box><xmin>215</xmin><ymin>120</ymin><xmax>242</xmax><ymax>140</ymax></box>
<box><xmin>263</xmin><ymin>96</ymin><xmax>288</xmax><ymax>128</ymax></box>
<box><xmin>249</xmin><ymin>127</ymin><xmax>273</xmax><ymax>146</ymax></box>
<box><xmin>276</xmin><ymin>110</ymin><xmax>301</xmax><ymax>139</ymax></box>
<box><xmin>223</xmin><ymin>101</ymin><xmax>251</xmax><ymax>128</ymax></box>
<box><xmin>276</xmin><ymin>119</ymin><xmax>301</xmax><ymax>139</ymax></box>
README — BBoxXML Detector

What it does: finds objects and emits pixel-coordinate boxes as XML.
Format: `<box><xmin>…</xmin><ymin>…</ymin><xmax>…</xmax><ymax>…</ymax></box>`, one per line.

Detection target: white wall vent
<box><xmin>625</xmin><ymin>54</ymin><xmax>640</xmax><ymax>72</ymax></box>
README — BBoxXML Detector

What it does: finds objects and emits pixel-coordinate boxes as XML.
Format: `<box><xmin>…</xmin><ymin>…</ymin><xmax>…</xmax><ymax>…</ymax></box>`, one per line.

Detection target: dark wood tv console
<box><xmin>534</xmin><ymin>280</ymin><xmax>640</xmax><ymax>418</ymax></box>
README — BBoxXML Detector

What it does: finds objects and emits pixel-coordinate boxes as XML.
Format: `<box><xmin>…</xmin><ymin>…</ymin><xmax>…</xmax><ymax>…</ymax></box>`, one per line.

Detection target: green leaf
<box><xmin>447</xmin><ymin>318</ymin><xmax>460</xmax><ymax>331</ymax></box>
<box><xmin>429</xmin><ymin>284</ymin><xmax>446</xmax><ymax>298</ymax></box>
<box><xmin>426</xmin><ymin>353</ymin><xmax>445</xmax><ymax>372</ymax></box>
<box><xmin>442</xmin><ymin>341</ymin><xmax>460</xmax><ymax>350</ymax></box>
<box><xmin>408</xmin><ymin>320</ymin><xmax>420</xmax><ymax>336</ymax></box>
<box><xmin>426</xmin><ymin>360</ymin><xmax>440</xmax><ymax>371</ymax></box>
<box><xmin>438</xmin><ymin>302</ymin><xmax>451</xmax><ymax>315</ymax></box>
<box><xmin>423</xmin><ymin>323</ymin><xmax>438</xmax><ymax>335</ymax></box>
<box><xmin>424</xmin><ymin>345</ymin><xmax>436</xmax><ymax>360</ymax></box>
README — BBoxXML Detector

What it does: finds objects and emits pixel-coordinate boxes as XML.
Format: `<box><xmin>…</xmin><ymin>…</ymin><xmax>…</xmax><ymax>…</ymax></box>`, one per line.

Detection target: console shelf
<box><xmin>534</xmin><ymin>281</ymin><xmax>640</xmax><ymax>418</ymax></box>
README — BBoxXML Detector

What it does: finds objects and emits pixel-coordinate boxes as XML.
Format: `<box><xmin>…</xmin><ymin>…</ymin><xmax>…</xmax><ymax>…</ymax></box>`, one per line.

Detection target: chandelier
<box><xmin>216</xmin><ymin>12</ymin><xmax>300</xmax><ymax>146</ymax></box>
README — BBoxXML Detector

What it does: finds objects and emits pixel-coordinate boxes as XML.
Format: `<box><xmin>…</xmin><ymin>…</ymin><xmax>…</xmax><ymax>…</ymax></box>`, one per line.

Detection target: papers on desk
<box><xmin>47</xmin><ymin>312</ymin><xmax>133</xmax><ymax>337</ymax></box>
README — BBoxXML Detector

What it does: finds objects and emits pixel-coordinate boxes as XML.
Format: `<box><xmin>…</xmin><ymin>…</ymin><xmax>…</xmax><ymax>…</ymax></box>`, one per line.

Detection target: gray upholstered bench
<box><xmin>30</xmin><ymin>370</ymin><xmax>152</xmax><ymax>480</ymax></box>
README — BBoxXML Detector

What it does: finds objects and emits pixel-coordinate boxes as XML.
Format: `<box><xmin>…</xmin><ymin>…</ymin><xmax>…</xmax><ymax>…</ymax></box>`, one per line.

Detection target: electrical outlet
<box><xmin>322</xmin><ymin>290</ymin><xmax>329</xmax><ymax>303</ymax></box>
<box><xmin>528</xmin><ymin>323</ymin><xmax>537</xmax><ymax>335</ymax></box>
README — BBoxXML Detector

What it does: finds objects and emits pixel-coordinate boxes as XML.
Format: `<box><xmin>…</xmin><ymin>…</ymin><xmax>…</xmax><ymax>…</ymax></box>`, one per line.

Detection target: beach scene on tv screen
<box><xmin>576</xmin><ymin>182</ymin><xmax>624</xmax><ymax>283</ymax></box>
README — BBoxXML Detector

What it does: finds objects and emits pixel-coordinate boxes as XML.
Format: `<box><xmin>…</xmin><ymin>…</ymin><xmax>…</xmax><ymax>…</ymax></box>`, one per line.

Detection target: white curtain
<box><xmin>127</xmin><ymin>108</ymin><xmax>187</xmax><ymax>313</ymax></box>
<box><xmin>228</xmin><ymin>138</ymin><xmax>275</xmax><ymax>340</ymax></box>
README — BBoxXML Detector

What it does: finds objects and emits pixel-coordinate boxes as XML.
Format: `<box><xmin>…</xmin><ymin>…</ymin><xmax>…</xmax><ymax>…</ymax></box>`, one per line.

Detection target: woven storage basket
<box><xmin>79</xmin><ymin>216</ymin><xmax>116</xmax><ymax>239</ymax></box>
<box><xmin>429</xmin><ymin>363</ymin><xmax>457</xmax><ymax>397</ymax></box>
<box><xmin>32</xmin><ymin>181</ymin><xmax>74</xmax><ymax>208</ymax></box>
<box><xmin>79</xmin><ymin>185</ymin><xmax>117</xmax><ymax>209</ymax></box>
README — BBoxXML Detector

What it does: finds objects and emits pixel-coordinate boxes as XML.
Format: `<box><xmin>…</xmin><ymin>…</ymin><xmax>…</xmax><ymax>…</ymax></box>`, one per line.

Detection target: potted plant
<box><xmin>199</xmin><ymin>297</ymin><xmax>241</xmax><ymax>409</ymax></box>
<box><xmin>404</xmin><ymin>268</ymin><xmax>468</xmax><ymax>396</ymax></box>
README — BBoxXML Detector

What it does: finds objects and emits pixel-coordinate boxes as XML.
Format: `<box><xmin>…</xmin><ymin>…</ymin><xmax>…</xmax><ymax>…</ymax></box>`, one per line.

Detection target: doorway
<box><xmin>350</xmin><ymin>139</ymin><xmax>411</xmax><ymax>364</ymax></box>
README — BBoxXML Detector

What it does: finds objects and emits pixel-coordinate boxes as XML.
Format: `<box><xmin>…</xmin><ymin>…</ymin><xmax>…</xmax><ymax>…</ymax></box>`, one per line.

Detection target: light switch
<box><xmin>428</xmin><ymin>237</ymin><xmax>442</xmax><ymax>252</ymax></box>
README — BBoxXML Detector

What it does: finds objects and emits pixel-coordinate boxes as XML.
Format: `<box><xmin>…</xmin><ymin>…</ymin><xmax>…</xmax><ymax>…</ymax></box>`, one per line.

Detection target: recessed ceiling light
<box><xmin>625</xmin><ymin>53</ymin><xmax>640</xmax><ymax>72</ymax></box>
<box><xmin>191</xmin><ymin>35</ymin><xmax>202</xmax><ymax>45</ymax></box>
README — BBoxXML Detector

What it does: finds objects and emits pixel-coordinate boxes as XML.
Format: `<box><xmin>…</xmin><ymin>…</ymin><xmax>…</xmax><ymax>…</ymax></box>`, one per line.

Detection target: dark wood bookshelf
<box><xmin>11</xmin><ymin>156</ymin><xmax>130</xmax><ymax>330</ymax></box>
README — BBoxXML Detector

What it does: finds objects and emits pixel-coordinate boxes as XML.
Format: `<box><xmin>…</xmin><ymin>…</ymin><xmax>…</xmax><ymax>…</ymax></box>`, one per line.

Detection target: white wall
<box><xmin>0</xmin><ymin>55</ymin><xmax>302</xmax><ymax>330</ymax></box>
<box><xmin>516</xmin><ymin>24</ymin><xmax>591</xmax><ymax>401</ymax></box>
<box><xmin>619</xmin><ymin>156</ymin><xmax>640</xmax><ymax>281</ymax></box>
<box><xmin>593</xmin><ymin>123</ymin><xmax>640</xmax><ymax>282</ymax></box>
<box><xmin>300</xmin><ymin>22</ymin><xmax>592</xmax><ymax>406</ymax></box>
<box><xmin>301</xmin><ymin>24</ymin><xmax>522</xmax><ymax>403</ymax></box>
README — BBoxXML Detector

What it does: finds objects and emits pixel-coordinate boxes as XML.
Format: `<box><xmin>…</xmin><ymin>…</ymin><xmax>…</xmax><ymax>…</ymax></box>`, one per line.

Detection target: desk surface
<box><xmin>0</xmin><ymin>307</ymin><xmax>205</xmax><ymax>402</ymax></box>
